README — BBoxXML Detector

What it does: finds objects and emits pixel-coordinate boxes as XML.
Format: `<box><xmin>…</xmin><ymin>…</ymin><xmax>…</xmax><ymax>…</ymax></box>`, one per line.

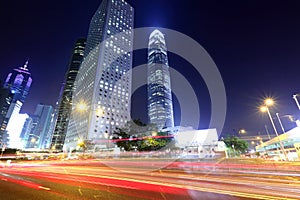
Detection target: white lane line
<box><xmin>38</xmin><ymin>186</ymin><xmax>51</xmax><ymax>191</ymax></box>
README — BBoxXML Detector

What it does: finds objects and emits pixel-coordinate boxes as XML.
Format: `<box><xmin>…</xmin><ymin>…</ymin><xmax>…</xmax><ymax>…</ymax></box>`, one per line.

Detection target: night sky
<box><xmin>1</xmin><ymin>0</ymin><xmax>300</xmax><ymax>137</ymax></box>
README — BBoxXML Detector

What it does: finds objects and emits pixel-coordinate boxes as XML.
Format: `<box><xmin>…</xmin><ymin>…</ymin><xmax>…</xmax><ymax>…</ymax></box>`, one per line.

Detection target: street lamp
<box><xmin>264</xmin><ymin>98</ymin><xmax>274</xmax><ymax>107</ymax></box>
<box><xmin>275</xmin><ymin>113</ymin><xmax>285</xmax><ymax>133</ymax></box>
<box><xmin>77</xmin><ymin>101</ymin><xmax>88</xmax><ymax>112</ymax></box>
<box><xmin>293</xmin><ymin>94</ymin><xmax>300</xmax><ymax>111</ymax></box>
<box><xmin>260</xmin><ymin>99</ymin><xmax>288</xmax><ymax>161</ymax></box>
<box><xmin>264</xmin><ymin>125</ymin><xmax>271</xmax><ymax>140</ymax></box>
<box><xmin>96</xmin><ymin>107</ymin><xmax>104</xmax><ymax>117</ymax></box>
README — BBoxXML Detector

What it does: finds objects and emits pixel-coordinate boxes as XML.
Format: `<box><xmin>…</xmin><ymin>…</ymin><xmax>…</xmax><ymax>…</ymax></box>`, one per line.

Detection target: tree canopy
<box><xmin>112</xmin><ymin>119</ymin><xmax>172</xmax><ymax>151</ymax></box>
<box><xmin>222</xmin><ymin>136</ymin><xmax>249</xmax><ymax>154</ymax></box>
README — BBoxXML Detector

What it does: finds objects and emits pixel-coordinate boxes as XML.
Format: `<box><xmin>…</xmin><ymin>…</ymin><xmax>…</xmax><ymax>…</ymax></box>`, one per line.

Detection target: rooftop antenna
<box><xmin>20</xmin><ymin>59</ymin><xmax>29</xmax><ymax>70</ymax></box>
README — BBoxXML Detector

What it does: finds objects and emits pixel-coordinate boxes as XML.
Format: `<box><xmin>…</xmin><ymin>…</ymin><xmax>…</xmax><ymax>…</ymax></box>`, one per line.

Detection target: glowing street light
<box><xmin>239</xmin><ymin>129</ymin><xmax>246</xmax><ymax>134</ymax></box>
<box><xmin>96</xmin><ymin>107</ymin><xmax>104</xmax><ymax>117</ymax></box>
<box><xmin>260</xmin><ymin>106</ymin><xmax>268</xmax><ymax>113</ymax></box>
<box><xmin>151</xmin><ymin>131</ymin><xmax>158</xmax><ymax>137</ymax></box>
<box><xmin>77</xmin><ymin>102</ymin><xmax>87</xmax><ymax>112</ymax></box>
<box><xmin>260</xmin><ymin>99</ymin><xmax>288</xmax><ymax>161</ymax></box>
<box><xmin>264</xmin><ymin>98</ymin><xmax>274</xmax><ymax>106</ymax></box>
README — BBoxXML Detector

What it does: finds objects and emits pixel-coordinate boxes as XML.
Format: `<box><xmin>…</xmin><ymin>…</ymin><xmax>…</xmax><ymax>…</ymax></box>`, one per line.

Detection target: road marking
<box><xmin>38</xmin><ymin>186</ymin><xmax>51</xmax><ymax>191</ymax></box>
<box><xmin>50</xmin><ymin>170</ymin><xmax>298</xmax><ymax>200</ymax></box>
<box><xmin>159</xmin><ymin>187</ymin><xmax>167</xmax><ymax>200</ymax></box>
<box><xmin>94</xmin><ymin>194</ymin><xmax>102</xmax><ymax>199</ymax></box>
<box><xmin>5</xmin><ymin>164</ymin><xmax>300</xmax><ymax>199</ymax></box>
<box><xmin>78</xmin><ymin>187</ymin><xmax>83</xmax><ymax>195</ymax></box>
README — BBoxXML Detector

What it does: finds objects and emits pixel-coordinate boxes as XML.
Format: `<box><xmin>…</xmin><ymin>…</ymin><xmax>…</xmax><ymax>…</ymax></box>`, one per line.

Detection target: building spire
<box><xmin>20</xmin><ymin>59</ymin><xmax>29</xmax><ymax>71</ymax></box>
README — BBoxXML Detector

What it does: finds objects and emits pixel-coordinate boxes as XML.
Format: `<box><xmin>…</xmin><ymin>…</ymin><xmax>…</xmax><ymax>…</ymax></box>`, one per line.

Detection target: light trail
<box><xmin>2</xmin><ymin>163</ymin><xmax>300</xmax><ymax>200</ymax></box>
<box><xmin>3</xmin><ymin>159</ymin><xmax>300</xmax><ymax>199</ymax></box>
<box><xmin>0</xmin><ymin>173</ymin><xmax>50</xmax><ymax>191</ymax></box>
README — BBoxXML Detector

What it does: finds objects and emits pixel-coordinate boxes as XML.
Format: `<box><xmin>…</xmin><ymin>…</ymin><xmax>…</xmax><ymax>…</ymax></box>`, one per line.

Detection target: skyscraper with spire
<box><xmin>147</xmin><ymin>29</ymin><xmax>174</xmax><ymax>130</ymax></box>
<box><xmin>3</xmin><ymin>60</ymin><xmax>32</xmax><ymax>147</ymax></box>
<box><xmin>64</xmin><ymin>0</ymin><xmax>134</xmax><ymax>150</ymax></box>
<box><xmin>51</xmin><ymin>38</ymin><xmax>86</xmax><ymax>151</ymax></box>
<box><xmin>4</xmin><ymin>60</ymin><xmax>32</xmax><ymax>104</ymax></box>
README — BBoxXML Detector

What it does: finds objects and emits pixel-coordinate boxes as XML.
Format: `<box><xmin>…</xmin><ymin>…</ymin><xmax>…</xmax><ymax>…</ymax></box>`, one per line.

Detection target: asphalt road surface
<box><xmin>1</xmin><ymin>158</ymin><xmax>300</xmax><ymax>200</ymax></box>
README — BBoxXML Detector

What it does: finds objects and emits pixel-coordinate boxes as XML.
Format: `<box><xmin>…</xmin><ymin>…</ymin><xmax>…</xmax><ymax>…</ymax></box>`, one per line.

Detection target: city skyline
<box><xmin>1</xmin><ymin>1</ymin><xmax>300</xmax><ymax>136</ymax></box>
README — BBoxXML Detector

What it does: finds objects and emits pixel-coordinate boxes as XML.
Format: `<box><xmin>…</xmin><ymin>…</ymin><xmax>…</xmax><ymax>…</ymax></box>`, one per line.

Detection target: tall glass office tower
<box><xmin>51</xmin><ymin>38</ymin><xmax>86</xmax><ymax>151</ymax></box>
<box><xmin>21</xmin><ymin>104</ymin><xmax>53</xmax><ymax>149</ymax></box>
<box><xmin>64</xmin><ymin>0</ymin><xmax>134</xmax><ymax>150</ymax></box>
<box><xmin>147</xmin><ymin>29</ymin><xmax>174</xmax><ymax>130</ymax></box>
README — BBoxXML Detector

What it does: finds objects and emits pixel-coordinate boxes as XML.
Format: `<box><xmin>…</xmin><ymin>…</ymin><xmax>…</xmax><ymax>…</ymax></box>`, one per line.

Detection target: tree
<box><xmin>112</xmin><ymin>127</ymin><xmax>138</xmax><ymax>151</ymax></box>
<box><xmin>223</xmin><ymin>136</ymin><xmax>249</xmax><ymax>155</ymax></box>
<box><xmin>112</xmin><ymin>120</ymin><xmax>172</xmax><ymax>151</ymax></box>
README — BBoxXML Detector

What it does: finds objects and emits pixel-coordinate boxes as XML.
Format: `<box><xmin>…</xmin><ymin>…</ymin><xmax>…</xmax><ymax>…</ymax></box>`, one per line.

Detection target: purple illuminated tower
<box><xmin>4</xmin><ymin>60</ymin><xmax>32</xmax><ymax>104</ymax></box>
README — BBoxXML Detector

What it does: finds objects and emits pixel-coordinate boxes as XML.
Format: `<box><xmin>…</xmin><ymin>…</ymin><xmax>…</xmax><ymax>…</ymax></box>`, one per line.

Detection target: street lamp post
<box><xmin>260</xmin><ymin>98</ymin><xmax>288</xmax><ymax>161</ymax></box>
<box><xmin>276</xmin><ymin>113</ymin><xmax>285</xmax><ymax>133</ymax></box>
<box><xmin>293</xmin><ymin>95</ymin><xmax>300</xmax><ymax>111</ymax></box>
<box><xmin>232</xmin><ymin>144</ymin><xmax>235</xmax><ymax>157</ymax></box>
<box><xmin>264</xmin><ymin>125</ymin><xmax>271</xmax><ymax>140</ymax></box>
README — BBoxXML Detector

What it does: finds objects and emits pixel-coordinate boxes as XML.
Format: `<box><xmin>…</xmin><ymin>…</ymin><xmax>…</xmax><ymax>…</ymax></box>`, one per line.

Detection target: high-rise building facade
<box><xmin>4</xmin><ymin>61</ymin><xmax>32</xmax><ymax>104</ymax></box>
<box><xmin>2</xmin><ymin>61</ymin><xmax>33</xmax><ymax>147</ymax></box>
<box><xmin>64</xmin><ymin>0</ymin><xmax>134</xmax><ymax>150</ymax></box>
<box><xmin>0</xmin><ymin>85</ymin><xmax>13</xmax><ymax>145</ymax></box>
<box><xmin>51</xmin><ymin>38</ymin><xmax>86</xmax><ymax>151</ymax></box>
<box><xmin>34</xmin><ymin>104</ymin><xmax>53</xmax><ymax>149</ymax></box>
<box><xmin>22</xmin><ymin>104</ymin><xmax>53</xmax><ymax>149</ymax></box>
<box><xmin>147</xmin><ymin>29</ymin><xmax>174</xmax><ymax>130</ymax></box>
<box><xmin>20</xmin><ymin>117</ymin><xmax>33</xmax><ymax>147</ymax></box>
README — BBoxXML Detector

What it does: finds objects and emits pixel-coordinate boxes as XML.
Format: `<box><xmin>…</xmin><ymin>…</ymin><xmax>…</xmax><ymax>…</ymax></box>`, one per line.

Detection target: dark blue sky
<box><xmin>1</xmin><ymin>0</ymin><xmax>300</xmax><ymax>136</ymax></box>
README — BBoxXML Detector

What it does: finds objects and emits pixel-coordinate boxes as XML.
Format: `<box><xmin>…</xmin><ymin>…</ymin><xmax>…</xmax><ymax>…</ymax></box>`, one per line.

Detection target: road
<box><xmin>1</xmin><ymin>158</ymin><xmax>300</xmax><ymax>199</ymax></box>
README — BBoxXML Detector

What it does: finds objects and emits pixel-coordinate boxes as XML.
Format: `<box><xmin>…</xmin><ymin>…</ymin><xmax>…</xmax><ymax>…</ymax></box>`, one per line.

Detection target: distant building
<box><xmin>51</xmin><ymin>38</ymin><xmax>86</xmax><ymax>151</ymax></box>
<box><xmin>147</xmin><ymin>29</ymin><xmax>174</xmax><ymax>130</ymax></box>
<box><xmin>161</xmin><ymin>126</ymin><xmax>194</xmax><ymax>135</ymax></box>
<box><xmin>20</xmin><ymin>117</ymin><xmax>33</xmax><ymax>147</ymax></box>
<box><xmin>3</xmin><ymin>61</ymin><xmax>33</xmax><ymax>147</ymax></box>
<box><xmin>256</xmin><ymin>124</ymin><xmax>300</xmax><ymax>161</ymax></box>
<box><xmin>22</xmin><ymin>104</ymin><xmax>53</xmax><ymax>149</ymax></box>
<box><xmin>64</xmin><ymin>0</ymin><xmax>134</xmax><ymax>151</ymax></box>
<box><xmin>0</xmin><ymin>85</ymin><xmax>13</xmax><ymax>146</ymax></box>
<box><xmin>174</xmin><ymin>129</ymin><xmax>220</xmax><ymax>159</ymax></box>
<box><xmin>174</xmin><ymin>129</ymin><xmax>219</xmax><ymax>149</ymax></box>
<box><xmin>22</xmin><ymin>115</ymin><xmax>39</xmax><ymax>149</ymax></box>
<box><xmin>5</xmin><ymin>101</ymin><xmax>29</xmax><ymax>148</ymax></box>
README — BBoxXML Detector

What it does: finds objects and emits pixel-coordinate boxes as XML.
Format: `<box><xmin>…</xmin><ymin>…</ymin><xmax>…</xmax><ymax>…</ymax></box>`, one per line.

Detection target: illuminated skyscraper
<box><xmin>64</xmin><ymin>0</ymin><xmax>134</xmax><ymax>150</ymax></box>
<box><xmin>3</xmin><ymin>61</ymin><xmax>32</xmax><ymax>147</ymax></box>
<box><xmin>0</xmin><ymin>85</ymin><xmax>13</xmax><ymax>145</ymax></box>
<box><xmin>4</xmin><ymin>61</ymin><xmax>32</xmax><ymax>104</ymax></box>
<box><xmin>22</xmin><ymin>104</ymin><xmax>53</xmax><ymax>149</ymax></box>
<box><xmin>147</xmin><ymin>29</ymin><xmax>174</xmax><ymax>129</ymax></box>
<box><xmin>51</xmin><ymin>38</ymin><xmax>86</xmax><ymax>151</ymax></box>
